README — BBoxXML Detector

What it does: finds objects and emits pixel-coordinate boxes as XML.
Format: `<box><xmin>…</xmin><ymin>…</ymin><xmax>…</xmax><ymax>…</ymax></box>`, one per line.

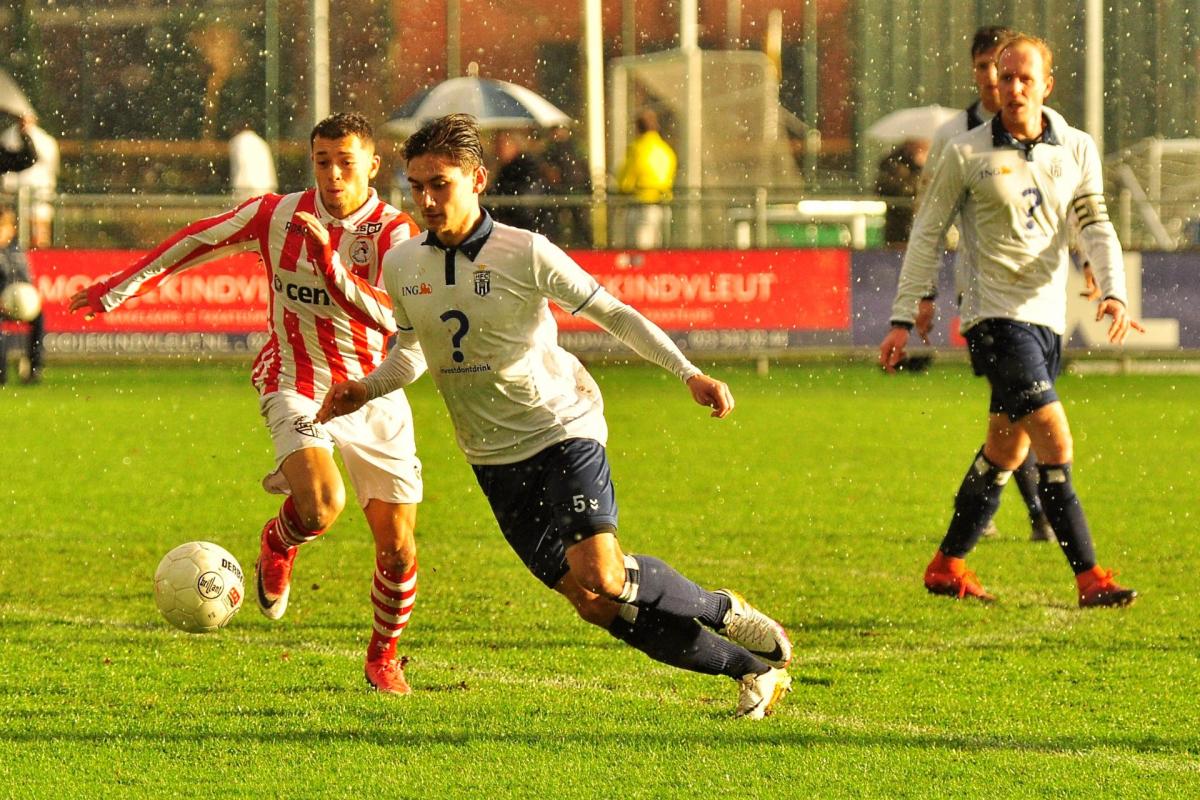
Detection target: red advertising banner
<box><xmin>30</xmin><ymin>250</ymin><xmax>268</xmax><ymax>333</ymax></box>
<box><xmin>561</xmin><ymin>249</ymin><xmax>850</xmax><ymax>332</ymax></box>
<box><xmin>27</xmin><ymin>247</ymin><xmax>851</xmax><ymax>354</ymax></box>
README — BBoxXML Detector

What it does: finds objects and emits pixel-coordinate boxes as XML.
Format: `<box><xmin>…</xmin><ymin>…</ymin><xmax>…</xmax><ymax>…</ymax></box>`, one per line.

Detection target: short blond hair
<box><xmin>998</xmin><ymin>34</ymin><xmax>1054</xmax><ymax>78</ymax></box>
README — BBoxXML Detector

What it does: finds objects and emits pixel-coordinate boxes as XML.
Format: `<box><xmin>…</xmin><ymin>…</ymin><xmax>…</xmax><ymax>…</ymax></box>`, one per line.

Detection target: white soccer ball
<box><xmin>0</xmin><ymin>281</ymin><xmax>41</xmax><ymax>322</ymax></box>
<box><xmin>154</xmin><ymin>541</ymin><xmax>245</xmax><ymax>633</ymax></box>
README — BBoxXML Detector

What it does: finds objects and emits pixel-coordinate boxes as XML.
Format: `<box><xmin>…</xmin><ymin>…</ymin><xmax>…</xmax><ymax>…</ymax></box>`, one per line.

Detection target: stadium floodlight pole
<box><xmin>583</xmin><ymin>0</ymin><xmax>608</xmax><ymax>246</ymax></box>
<box><xmin>310</xmin><ymin>0</ymin><xmax>330</xmax><ymax>130</ymax></box>
<box><xmin>1084</xmin><ymin>0</ymin><xmax>1104</xmax><ymax>156</ymax></box>
<box><xmin>265</xmin><ymin>0</ymin><xmax>279</xmax><ymax>144</ymax></box>
<box><xmin>447</xmin><ymin>0</ymin><xmax>462</xmax><ymax>78</ymax></box>
<box><xmin>681</xmin><ymin>0</ymin><xmax>702</xmax><ymax>247</ymax></box>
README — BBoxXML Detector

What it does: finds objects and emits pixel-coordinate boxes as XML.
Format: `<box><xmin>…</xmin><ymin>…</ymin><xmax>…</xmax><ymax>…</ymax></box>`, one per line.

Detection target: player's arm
<box><xmin>294</xmin><ymin>211</ymin><xmax>397</xmax><ymax>334</ymax></box>
<box><xmin>318</xmin><ymin>330</ymin><xmax>424</xmax><ymax>422</ymax></box>
<box><xmin>535</xmin><ymin>238</ymin><xmax>732</xmax><ymax>418</ymax></box>
<box><xmin>880</xmin><ymin>142</ymin><xmax>965</xmax><ymax>371</ymax></box>
<box><xmin>1071</xmin><ymin>137</ymin><xmax>1144</xmax><ymax>343</ymax></box>
<box><xmin>69</xmin><ymin>197</ymin><xmax>264</xmax><ymax>318</ymax></box>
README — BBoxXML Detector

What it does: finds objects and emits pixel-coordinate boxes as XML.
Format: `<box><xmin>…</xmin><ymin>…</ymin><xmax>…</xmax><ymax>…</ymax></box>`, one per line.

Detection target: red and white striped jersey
<box><xmin>87</xmin><ymin>188</ymin><xmax>418</xmax><ymax>399</ymax></box>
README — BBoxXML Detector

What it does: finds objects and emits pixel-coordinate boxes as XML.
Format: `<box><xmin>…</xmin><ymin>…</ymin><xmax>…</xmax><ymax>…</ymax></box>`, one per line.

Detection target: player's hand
<box><xmin>915</xmin><ymin>299</ymin><xmax>936</xmax><ymax>344</ymax></box>
<box><xmin>1080</xmin><ymin>264</ymin><xmax>1101</xmax><ymax>301</ymax></box>
<box><xmin>879</xmin><ymin>326</ymin><xmax>910</xmax><ymax>373</ymax></box>
<box><xmin>318</xmin><ymin>380</ymin><xmax>370</xmax><ymax>422</ymax></box>
<box><xmin>69</xmin><ymin>285</ymin><xmax>103</xmax><ymax>320</ymax></box>
<box><xmin>686</xmin><ymin>374</ymin><xmax>734</xmax><ymax>419</ymax></box>
<box><xmin>1095</xmin><ymin>298</ymin><xmax>1145</xmax><ymax>344</ymax></box>
<box><xmin>294</xmin><ymin>211</ymin><xmax>330</xmax><ymax>247</ymax></box>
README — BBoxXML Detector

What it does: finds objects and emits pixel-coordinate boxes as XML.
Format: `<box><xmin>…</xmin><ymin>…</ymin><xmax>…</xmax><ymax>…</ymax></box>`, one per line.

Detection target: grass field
<box><xmin>1</xmin><ymin>359</ymin><xmax>1198</xmax><ymax>798</ymax></box>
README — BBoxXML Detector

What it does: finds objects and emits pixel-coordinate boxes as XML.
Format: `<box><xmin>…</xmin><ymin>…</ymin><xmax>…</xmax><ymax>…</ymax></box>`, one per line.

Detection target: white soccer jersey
<box><xmin>366</xmin><ymin>214</ymin><xmax>700</xmax><ymax>465</ymax></box>
<box><xmin>892</xmin><ymin>112</ymin><xmax>1126</xmax><ymax>334</ymax></box>
<box><xmin>88</xmin><ymin>188</ymin><xmax>417</xmax><ymax>399</ymax></box>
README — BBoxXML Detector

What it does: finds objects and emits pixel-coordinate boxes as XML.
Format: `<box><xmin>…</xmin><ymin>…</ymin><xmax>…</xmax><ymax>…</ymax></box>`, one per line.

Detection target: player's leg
<box><xmin>25</xmin><ymin>311</ymin><xmax>44</xmax><ymax>384</ymax></box>
<box><xmin>554</xmin><ymin>571</ymin><xmax>790</xmax><ymax>719</ymax></box>
<box><xmin>1020</xmin><ymin>402</ymin><xmax>1136</xmax><ymax>607</ymax></box>
<box><xmin>329</xmin><ymin>390</ymin><xmax>424</xmax><ymax>692</ymax></box>
<box><xmin>361</xmin><ymin>500</ymin><xmax>418</xmax><ymax>694</ymax></box>
<box><xmin>256</xmin><ymin>391</ymin><xmax>346</xmax><ymax>619</ymax></box>
<box><xmin>1014</xmin><ymin>450</ymin><xmax>1054</xmax><ymax>541</ymax></box>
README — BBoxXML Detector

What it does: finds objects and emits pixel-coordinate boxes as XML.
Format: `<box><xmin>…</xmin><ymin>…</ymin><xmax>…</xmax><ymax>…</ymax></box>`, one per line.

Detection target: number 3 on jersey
<box><xmin>440</xmin><ymin>309</ymin><xmax>470</xmax><ymax>363</ymax></box>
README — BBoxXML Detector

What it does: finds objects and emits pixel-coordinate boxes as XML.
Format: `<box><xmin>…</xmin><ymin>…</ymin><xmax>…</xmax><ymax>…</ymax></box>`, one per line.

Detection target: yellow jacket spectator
<box><xmin>618</xmin><ymin>109</ymin><xmax>676</xmax><ymax>248</ymax></box>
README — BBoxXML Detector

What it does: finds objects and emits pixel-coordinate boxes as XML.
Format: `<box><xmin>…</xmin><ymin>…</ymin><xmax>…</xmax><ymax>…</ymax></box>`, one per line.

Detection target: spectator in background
<box><xmin>617</xmin><ymin>108</ymin><xmax>676</xmax><ymax>249</ymax></box>
<box><xmin>541</xmin><ymin>124</ymin><xmax>591</xmax><ymax>245</ymax></box>
<box><xmin>0</xmin><ymin>203</ymin><xmax>44</xmax><ymax>385</ymax></box>
<box><xmin>1</xmin><ymin>116</ymin><xmax>57</xmax><ymax>248</ymax></box>
<box><xmin>488</xmin><ymin>130</ymin><xmax>547</xmax><ymax>232</ymax></box>
<box><xmin>228</xmin><ymin>121</ymin><xmax>278</xmax><ymax>202</ymax></box>
<box><xmin>874</xmin><ymin>138</ymin><xmax>928</xmax><ymax>246</ymax></box>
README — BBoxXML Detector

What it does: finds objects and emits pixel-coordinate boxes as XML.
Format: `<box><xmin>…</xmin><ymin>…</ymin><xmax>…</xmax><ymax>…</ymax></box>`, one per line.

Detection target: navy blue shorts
<box><xmin>964</xmin><ymin>319</ymin><xmax>1062</xmax><ymax>421</ymax></box>
<box><xmin>472</xmin><ymin>438</ymin><xmax>619</xmax><ymax>588</ymax></box>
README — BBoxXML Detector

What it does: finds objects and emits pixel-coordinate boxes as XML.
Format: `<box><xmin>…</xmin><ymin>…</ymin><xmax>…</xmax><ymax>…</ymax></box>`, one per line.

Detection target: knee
<box><xmin>375</xmin><ymin>540</ymin><xmax>416</xmax><ymax>574</ymax></box>
<box><xmin>292</xmin><ymin>485</ymin><xmax>345</xmax><ymax>532</ymax></box>
<box><xmin>573</xmin><ymin>562</ymin><xmax>628</xmax><ymax>601</ymax></box>
<box><xmin>570</xmin><ymin>593</ymin><xmax>619</xmax><ymax>628</ymax></box>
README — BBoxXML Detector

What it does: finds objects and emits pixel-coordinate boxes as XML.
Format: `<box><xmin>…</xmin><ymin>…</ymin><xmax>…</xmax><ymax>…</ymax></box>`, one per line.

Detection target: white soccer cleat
<box><xmin>715</xmin><ymin>589</ymin><xmax>793</xmax><ymax>668</ymax></box>
<box><xmin>735</xmin><ymin>668</ymin><xmax>792</xmax><ymax>720</ymax></box>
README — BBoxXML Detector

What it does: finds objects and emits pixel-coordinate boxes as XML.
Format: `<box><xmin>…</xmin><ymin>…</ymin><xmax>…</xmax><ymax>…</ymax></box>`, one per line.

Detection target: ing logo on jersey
<box><xmin>402</xmin><ymin>282</ymin><xmax>433</xmax><ymax>296</ymax></box>
<box><xmin>980</xmin><ymin>165</ymin><xmax>1014</xmax><ymax>179</ymax></box>
<box><xmin>473</xmin><ymin>269</ymin><xmax>491</xmax><ymax>297</ymax></box>
<box><xmin>351</xmin><ymin>237</ymin><xmax>374</xmax><ymax>266</ymax></box>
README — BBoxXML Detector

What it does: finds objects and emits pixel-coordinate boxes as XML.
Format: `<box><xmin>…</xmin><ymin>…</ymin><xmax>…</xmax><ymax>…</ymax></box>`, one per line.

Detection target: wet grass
<box><xmin>1</xmin><ymin>360</ymin><xmax>1198</xmax><ymax>798</ymax></box>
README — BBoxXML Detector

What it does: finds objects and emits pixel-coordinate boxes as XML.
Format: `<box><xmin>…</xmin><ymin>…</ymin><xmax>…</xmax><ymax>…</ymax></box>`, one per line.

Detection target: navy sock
<box><xmin>940</xmin><ymin>448</ymin><xmax>1011</xmax><ymax>558</ymax></box>
<box><xmin>608</xmin><ymin>605</ymin><xmax>768</xmax><ymax>679</ymax></box>
<box><xmin>1036</xmin><ymin>463</ymin><xmax>1097</xmax><ymax>573</ymax></box>
<box><xmin>1014</xmin><ymin>451</ymin><xmax>1044</xmax><ymax>520</ymax></box>
<box><xmin>618</xmin><ymin>554</ymin><xmax>730</xmax><ymax>628</ymax></box>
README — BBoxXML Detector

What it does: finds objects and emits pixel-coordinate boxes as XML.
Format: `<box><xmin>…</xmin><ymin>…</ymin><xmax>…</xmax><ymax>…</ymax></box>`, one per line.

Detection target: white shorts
<box><xmin>258</xmin><ymin>389</ymin><xmax>422</xmax><ymax>507</ymax></box>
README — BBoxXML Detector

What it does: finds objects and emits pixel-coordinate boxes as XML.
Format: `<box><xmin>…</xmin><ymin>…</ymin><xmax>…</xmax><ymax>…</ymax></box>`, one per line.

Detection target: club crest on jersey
<box><xmin>351</xmin><ymin>237</ymin><xmax>374</xmax><ymax>267</ymax></box>
<box><xmin>355</xmin><ymin>221</ymin><xmax>383</xmax><ymax>235</ymax></box>
<box><xmin>1048</xmin><ymin>158</ymin><xmax>1063</xmax><ymax>179</ymax></box>
<box><xmin>473</xmin><ymin>269</ymin><xmax>491</xmax><ymax>297</ymax></box>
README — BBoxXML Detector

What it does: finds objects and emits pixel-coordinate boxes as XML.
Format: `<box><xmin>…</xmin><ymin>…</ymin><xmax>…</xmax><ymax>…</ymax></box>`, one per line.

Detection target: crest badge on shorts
<box><xmin>473</xmin><ymin>269</ymin><xmax>491</xmax><ymax>298</ymax></box>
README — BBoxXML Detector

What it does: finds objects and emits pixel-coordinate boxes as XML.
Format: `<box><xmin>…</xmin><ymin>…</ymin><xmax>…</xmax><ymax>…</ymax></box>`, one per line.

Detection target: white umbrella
<box><xmin>0</xmin><ymin>69</ymin><xmax>34</xmax><ymax>120</ymax></box>
<box><xmin>384</xmin><ymin>75</ymin><xmax>571</xmax><ymax>136</ymax></box>
<box><xmin>865</xmin><ymin>104</ymin><xmax>960</xmax><ymax>143</ymax></box>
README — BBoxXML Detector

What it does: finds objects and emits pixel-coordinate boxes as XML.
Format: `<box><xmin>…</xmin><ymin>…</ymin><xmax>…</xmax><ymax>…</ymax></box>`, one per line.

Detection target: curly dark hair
<box><xmin>401</xmin><ymin>113</ymin><xmax>483</xmax><ymax>171</ymax></box>
<box><xmin>310</xmin><ymin>112</ymin><xmax>374</xmax><ymax>147</ymax></box>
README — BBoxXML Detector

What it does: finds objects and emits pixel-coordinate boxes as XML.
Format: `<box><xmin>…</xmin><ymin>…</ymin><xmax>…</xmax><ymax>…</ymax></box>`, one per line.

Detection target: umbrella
<box><xmin>0</xmin><ymin>69</ymin><xmax>34</xmax><ymax>119</ymax></box>
<box><xmin>385</xmin><ymin>76</ymin><xmax>571</xmax><ymax>136</ymax></box>
<box><xmin>865</xmin><ymin>104</ymin><xmax>960</xmax><ymax>143</ymax></box>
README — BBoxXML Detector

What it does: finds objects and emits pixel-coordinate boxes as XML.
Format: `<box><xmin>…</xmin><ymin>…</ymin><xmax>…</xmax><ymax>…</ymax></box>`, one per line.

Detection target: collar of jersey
<box><xmin>313</xmin><ymin>187</ymin><xmax>380</xmax><ymax>229</ymax></box>
<box><xmin>965</xmin><ymin>100</ymin><xmax>987</xmax><ymax>130</ymax></box>
<box><xmin>991</xmin><ymin>112</ymin><xmax>1061</xmax><ymax>160</ymax></box>
<box><xmin>421</xmin><ymin>209</ymin><xmax>494</xmax><ymax>262</ymax></box>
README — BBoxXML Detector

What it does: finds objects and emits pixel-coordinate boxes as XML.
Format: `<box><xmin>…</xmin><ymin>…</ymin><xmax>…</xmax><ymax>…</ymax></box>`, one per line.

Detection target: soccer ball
<box><xmin>0</xmin><ymin>281</ymin><xmax>41</xmax><ymax>322</ymax></box>
<box><xmin>154</xmin><ymin>541</ymin><xmax>245</xmax><ymax>633</ymax></box>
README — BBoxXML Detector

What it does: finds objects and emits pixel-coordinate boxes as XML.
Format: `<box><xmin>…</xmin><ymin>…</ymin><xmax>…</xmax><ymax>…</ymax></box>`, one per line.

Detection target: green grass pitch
<box><xmin>1</xmin><ymin>360</ymin><xmax>1198</xmax><ymax>798</ymax></box>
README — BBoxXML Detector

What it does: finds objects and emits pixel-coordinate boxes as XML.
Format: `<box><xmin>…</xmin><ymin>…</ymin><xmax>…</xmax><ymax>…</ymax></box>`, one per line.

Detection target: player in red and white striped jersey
<box><xmin>71</xmin><ymin>113</ymin><xmax>424</xmax><ymax>694</ymax></box>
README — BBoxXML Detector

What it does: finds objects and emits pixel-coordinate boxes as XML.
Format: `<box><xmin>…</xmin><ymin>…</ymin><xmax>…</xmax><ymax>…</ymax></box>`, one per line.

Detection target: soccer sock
<box><xmin>615</xmin><ymin>554</ymin><xmax>731</xmax><ymax>628</ymax></box>
<box><xmin>1036</xmin><ymin>463</ymin><xmax>1098</xmax><ymax>574</ymax></box>
<box><xmin>607</xmin><ymin>604</ymin><xmax>769</xmax><ymax>679</ymax></box>
<box><xmin>266</xmin><ymin>496</ymin><xmax>325</xmax><ymax>553</ymax></box>
<box><xmin>939</xmin><ymin>448</ymin><xmax>1011</xmax><ymax>558</ymax></box>
<box><xmin>1014</xmin><ymin>451</ymin><xmax>1045</xmax><ymax>521</ymax></box>
<box><xmin>368</xmin><ymin>561</ymin><xmax>417</xmax><ymax>661</ymax></box>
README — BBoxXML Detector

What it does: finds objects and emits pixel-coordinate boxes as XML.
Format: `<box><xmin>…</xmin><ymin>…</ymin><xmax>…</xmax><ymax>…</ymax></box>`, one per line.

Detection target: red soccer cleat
<box><xmin>923</xmin><ymin>551</ymin><xmax>995</xmax><ymax>602</ymax></box>
<box><xmin>1077</xmin><ymin>566</ymin><xmax>1138</xmax><ymax>608</ymax></box>
<box><xmin>364</xmin><ymin>655</ymin><xmax>411</xmax><ymax>695</ymax></box>
<box><xmin>254</xmin><ymin>520</ymin><xmax>297</xmax><ymax>620</ymax></box>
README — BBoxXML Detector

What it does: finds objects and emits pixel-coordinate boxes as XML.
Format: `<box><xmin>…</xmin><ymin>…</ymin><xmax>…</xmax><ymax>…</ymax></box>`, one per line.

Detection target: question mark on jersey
<box><xmin>440</xmin><ymin>310</ymin><xmax>469</xmax><ymax>363</ymax></box>
<box><xmin>1021</xmin><ymin>187</ymin><xmax>1043</xmax><ymax>230</ymax></box>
